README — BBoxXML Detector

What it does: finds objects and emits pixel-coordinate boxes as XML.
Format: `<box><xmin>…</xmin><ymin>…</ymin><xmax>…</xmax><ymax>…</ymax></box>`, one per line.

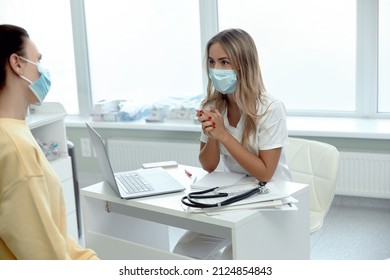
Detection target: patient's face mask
<box><xmin>19</xmin><ymin>57</ymin><xmax>51</xmax><ymax>105</ymax></box>
<box><xmin>208</xmin><ymin>68</ymin><xmax>237</xmax><ymax>94</ymax></box>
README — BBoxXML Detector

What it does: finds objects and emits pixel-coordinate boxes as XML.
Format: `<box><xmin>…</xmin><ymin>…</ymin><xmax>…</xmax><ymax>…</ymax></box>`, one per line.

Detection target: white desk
<box><xmin>80</xmin><ymin>166</ymin><xmax>310</xmax><ymax>260</ymax></box>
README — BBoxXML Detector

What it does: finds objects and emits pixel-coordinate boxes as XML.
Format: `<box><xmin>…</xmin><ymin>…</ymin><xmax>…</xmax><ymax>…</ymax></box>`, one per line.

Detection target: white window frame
<box><xmin>356</xmin><ymin>0</ymin><xmax>378</xmax><ymax>117</ymax></box>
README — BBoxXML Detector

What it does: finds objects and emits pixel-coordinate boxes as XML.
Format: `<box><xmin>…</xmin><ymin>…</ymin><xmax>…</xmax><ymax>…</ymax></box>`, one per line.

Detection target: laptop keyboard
<box><xmin>116</xmin><ymin>173</ymin><xmax>153</xmax><ymax>193</ymax></box>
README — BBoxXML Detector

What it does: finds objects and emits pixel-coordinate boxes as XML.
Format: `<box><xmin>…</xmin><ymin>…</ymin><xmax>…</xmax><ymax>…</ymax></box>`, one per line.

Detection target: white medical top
<box><xmin>200</xmin><ymin>94</ymin><xmax>292</xmax><ymax>182</ymax></box>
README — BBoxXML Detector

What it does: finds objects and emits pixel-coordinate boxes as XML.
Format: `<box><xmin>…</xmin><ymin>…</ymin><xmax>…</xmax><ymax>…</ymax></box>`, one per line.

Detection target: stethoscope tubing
<box><xmin>181</xmin><ymin>183</ymin><xmax>268</xmax><ymax>208</ymax></box>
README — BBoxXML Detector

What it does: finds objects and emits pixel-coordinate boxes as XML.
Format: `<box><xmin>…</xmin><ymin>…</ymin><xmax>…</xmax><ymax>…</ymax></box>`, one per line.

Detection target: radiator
<box><xmin>107</xmin><ymin>138</ymin><xmax>201</xmax><ymax>172</ymax></box>
<box><xmin>107</xmin><ymin>138</ymin><xmax>390</xmax><ymax>198</ymax></box>
<box><xmin>336</xmin><ymin>151</ymin><xmax>390</xmax><ymax>198</ymax></box>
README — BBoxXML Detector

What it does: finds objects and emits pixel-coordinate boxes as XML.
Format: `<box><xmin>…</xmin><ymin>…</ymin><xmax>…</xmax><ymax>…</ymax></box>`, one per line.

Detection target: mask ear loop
<box><xmin>19</xmin><ymin>74</ymin><xmax>33</xmax><ymax>84</ymax></box>
<box><xmin>18</xmin><ymin>56</ymin><xmax>39</xmax><ymax>65</ymax></box>
<box><xmin>17</xmin><ymin>56</ymin><xmax>39</xmax><ymax>84</ymax></box>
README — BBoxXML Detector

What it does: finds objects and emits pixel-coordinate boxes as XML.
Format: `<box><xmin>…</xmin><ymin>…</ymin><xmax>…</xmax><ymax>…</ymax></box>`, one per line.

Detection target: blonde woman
<box><xmin>174</xmin><ymin>28</ymin><xmax>291</xmax><ymax>259</ymax></box>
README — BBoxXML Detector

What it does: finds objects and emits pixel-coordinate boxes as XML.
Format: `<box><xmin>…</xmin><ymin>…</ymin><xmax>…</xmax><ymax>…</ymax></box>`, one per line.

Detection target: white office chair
<box><xmin>285</xmin><ymin>137</ymin><xmax>340</xmax><ymax>233</ymax></box>
<box><xmin>174</xmin><ymin>138</ymin><xmax>339</xmax><ymax>258</ymax></box>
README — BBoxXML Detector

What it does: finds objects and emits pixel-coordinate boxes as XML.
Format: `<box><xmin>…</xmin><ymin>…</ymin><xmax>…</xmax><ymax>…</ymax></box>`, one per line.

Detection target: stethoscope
<box><xmin>181</xmin><ymin>181</ymin><xmax>269</xmax><ymax>208</ymax></box>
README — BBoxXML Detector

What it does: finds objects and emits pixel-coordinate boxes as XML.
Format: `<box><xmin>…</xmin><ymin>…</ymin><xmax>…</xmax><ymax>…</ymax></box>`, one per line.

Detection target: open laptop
<box><xmin>86</xmin><ymin>123</ymin><xmax>185</xmax><ymax>199</ymax></box>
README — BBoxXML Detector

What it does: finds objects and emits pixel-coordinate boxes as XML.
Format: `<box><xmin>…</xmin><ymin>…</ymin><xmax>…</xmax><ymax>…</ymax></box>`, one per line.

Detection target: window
<box><xmin>0</xmin><ymin>0</ymin><xmax>79</xmax><ymax>114</ymax></box>
<box><xmin>218</xmin><ymin>0</ymin><xmax>356</xmax><ymax>113</ymax></box>
<box><xmin>2</xmin><ymin>0</ymin><xmax>388</xmax><ymax>117</ymax></box>
<box><xmin>83</xmin><ymin>0</ymin><xmax>203</xmax><ymax>107</ymax></box>
<box><xmin>378</xmin><ymin>0</ymin><xmax>390</xmax><ymax>113</ymax></box>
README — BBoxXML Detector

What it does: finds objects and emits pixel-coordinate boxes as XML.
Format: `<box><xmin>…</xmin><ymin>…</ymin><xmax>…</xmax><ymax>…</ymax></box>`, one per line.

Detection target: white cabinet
<box><xmin>50</xmin><ymin>157</ymin><xmax>78</xmax><ymax>240</ymax></box>
<box><xmin>27</xmin><ymin>102</ymin><xmax>78</xmax><ymax>241</ymax></box>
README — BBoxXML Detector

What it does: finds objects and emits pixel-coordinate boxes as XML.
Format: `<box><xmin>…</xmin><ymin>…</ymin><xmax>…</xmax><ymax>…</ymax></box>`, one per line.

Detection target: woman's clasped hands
<box><xmin>196</xmin><ymin>108</ymin><xmax>226</xmax><ymax>141</ymax></box>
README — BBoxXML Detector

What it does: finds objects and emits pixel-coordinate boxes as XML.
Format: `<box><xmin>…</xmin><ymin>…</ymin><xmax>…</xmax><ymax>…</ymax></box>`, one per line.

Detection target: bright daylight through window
<box><xmin>84</xmin><ymin>0</ymin><xmax>203</xmax><ymax>121</ymax></box>
<box><xmin>0</xmin><ymin>0</ymin><xmax>79</xmax><ymax>114</ymax></box>
<box><xmin>218</xmin><ymin>0</ymin><xmax>356</xmax><ymax>113</ymax></box>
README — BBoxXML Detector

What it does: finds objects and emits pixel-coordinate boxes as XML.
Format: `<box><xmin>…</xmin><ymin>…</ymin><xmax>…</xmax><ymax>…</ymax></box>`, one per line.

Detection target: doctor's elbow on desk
<box><xmin>199</xmin><ymin>159</ymin><xmax>219</xmax><ymax>174</ymax></box>
<box><xmin>198</xmin><ymin>156</ymin><xmax>219</xmax><ymax>173</ymax></box>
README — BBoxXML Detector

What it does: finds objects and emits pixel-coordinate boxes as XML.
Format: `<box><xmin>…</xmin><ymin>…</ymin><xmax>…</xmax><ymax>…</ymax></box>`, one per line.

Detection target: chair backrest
<box><xmin>286</xmin><ymin>137</ymin><xmax>339</xmax><ymax>233</ymax></box>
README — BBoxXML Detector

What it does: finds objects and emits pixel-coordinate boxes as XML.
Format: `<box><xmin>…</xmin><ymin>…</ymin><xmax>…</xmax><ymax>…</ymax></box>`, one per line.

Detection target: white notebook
<box><xmin>190</xmin><ymin>171</ymin><xmax>247</xmax><ymax>189</ymax></box>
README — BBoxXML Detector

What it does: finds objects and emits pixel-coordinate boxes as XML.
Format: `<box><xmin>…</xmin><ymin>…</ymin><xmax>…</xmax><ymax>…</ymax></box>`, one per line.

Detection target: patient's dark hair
<box><xmin>0</xmin><ymin>24</ymin><xmax>29</xmax><ymax>90</ymax></box>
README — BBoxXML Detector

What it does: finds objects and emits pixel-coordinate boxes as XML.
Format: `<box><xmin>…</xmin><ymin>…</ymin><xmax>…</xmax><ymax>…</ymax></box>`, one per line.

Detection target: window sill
<box><xmin>65</xmin><ymin>115</ymin><xmax>201</xmax><ymax>132</ymax></box>
<box><xmin>65</xmin><ymin>115</ymin><xmax>390</xmax><ymax>140</ymax></box>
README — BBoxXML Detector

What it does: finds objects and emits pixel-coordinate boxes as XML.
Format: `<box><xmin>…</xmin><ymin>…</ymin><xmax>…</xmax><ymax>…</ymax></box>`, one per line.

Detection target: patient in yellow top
<box><xmin>0</xmin><ymin>24</ymin><xmax>98</xmax><ymax>260</ymax></box>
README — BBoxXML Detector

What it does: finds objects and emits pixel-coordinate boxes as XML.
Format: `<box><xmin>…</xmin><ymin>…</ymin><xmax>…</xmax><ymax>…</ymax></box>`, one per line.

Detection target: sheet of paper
<box><xmin>184</xmin><ymin>197</ymin><xmax>298</xmax><ymax>214</ymax></box>
<box><xmin>190</xmin><ymin>171</ymin><xmax>247</xmax><ymax>189</ymax></box>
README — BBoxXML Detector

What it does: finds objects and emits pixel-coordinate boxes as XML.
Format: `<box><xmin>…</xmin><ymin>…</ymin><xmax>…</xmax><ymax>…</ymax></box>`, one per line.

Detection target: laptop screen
<box><xmin>86</xmin><ymin>123</ymin><xmax>121</xmax><ymax>197</ymax></box>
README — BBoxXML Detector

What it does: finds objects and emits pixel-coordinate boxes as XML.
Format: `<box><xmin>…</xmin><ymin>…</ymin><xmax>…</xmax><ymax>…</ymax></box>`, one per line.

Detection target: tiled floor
<box><xmin>310</xmin><ymin>195</ymin><xmax>390</xmax><ymax>260</ymax></box>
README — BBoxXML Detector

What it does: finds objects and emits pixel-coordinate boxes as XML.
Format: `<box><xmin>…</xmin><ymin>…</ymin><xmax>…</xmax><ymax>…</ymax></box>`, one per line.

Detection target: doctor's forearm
<box><xmin>199</xmin><ymin>139</ymin><xmax>220</xmax><ymax>172</ymax></box>
<box><xmin>219</xmin><ymin>134</ymin><xmax>273</xmax><ymax>182</ymax></box>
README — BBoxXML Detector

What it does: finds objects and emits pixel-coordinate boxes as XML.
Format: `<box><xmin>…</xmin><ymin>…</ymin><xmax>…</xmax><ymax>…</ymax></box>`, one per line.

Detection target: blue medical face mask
<box><xmin>208</xmin><ymin>68</ymin><xmax>237</xmax><ymax>94</ymax></box>
<box><xmin>19</xmin><ymin>57</ymin><xmax>51</xmax><ymax>105</ymax></box>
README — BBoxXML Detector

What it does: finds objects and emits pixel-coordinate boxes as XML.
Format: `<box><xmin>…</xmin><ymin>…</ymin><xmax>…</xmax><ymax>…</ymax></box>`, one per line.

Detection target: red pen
<box><xmin>184</xmin><ymin>169</ymin><xmax>192</xmax><ymax>178</ymax></box>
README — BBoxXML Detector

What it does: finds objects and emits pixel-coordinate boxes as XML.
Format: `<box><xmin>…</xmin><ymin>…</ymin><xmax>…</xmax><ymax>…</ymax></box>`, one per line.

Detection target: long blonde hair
<box><xmin>202</xmin><ymin>28</ymin><xmax>267</xmax><ymax>147</ymax></box>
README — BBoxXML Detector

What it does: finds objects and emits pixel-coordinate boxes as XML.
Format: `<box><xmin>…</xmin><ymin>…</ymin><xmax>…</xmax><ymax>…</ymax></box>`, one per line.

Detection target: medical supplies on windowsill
<box><xmin>144</xmin><ymin>105</ymin><xmax>197</xmax><ymax>122</ymax></box>
<box><xmin>91</xmin><ymin>99</ymin><xmax>122</xmax><ymax>122</ymax></box>
<box><xmin>91</xmin><ymin>99</ymin><xmax>150</xmax><ymax>122</ymax></box>
<box><xmin>117</xmin><ymin>100</ymin><xmax>150</xmax><ymax>122</ymax></box>
<box><xmin>145</xmin><ymin>105</ymin><xmax>169</xmax><ymax>122</ymax></box>
<box><xmin>167</xmin><ymin>106</ymin><xmax>197</xmax><ymax>120</ymax></box>
<box><xmin>91</xmin><ymin>111</ymin><xmax>119</xmax><ymax>122</ymax></box>
<box><xmin>91</xmin><ymin>95</ymin><xmax>203</xmax><ymax>123</ymax></box>
<box><xmin>145</xmin><ymin>95</ymin><xmax>202</xmax><ymax>122</ymax></box>
<box><xmin>92</xmin><ymin>99</ymin><xmax>121</xmax><ymax>114</ymax></box>
<box><xmin>165</xmin><ymin>95</ymin><xmax>201</xmax><ymax>120</ymax></box>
